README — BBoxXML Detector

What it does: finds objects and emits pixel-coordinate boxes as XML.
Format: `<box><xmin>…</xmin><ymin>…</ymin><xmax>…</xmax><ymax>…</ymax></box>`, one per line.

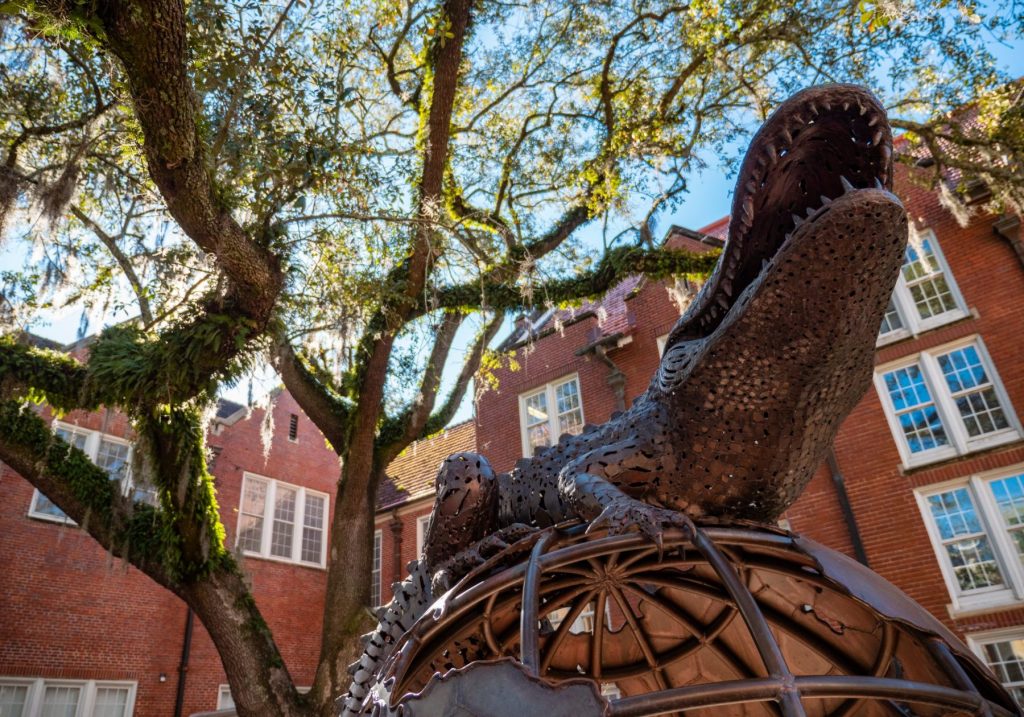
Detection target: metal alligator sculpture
<box><xmin>340</xmin><ymin>83</ymin><xmax>909</xmax><ymax>715</ymax></box>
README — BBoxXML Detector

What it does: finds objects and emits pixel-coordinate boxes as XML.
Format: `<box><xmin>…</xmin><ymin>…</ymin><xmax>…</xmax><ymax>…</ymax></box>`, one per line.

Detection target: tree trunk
<box><xmin>184</xmin><ymin>568</ymin><xmax>307</xmax><ymax>716</ymax></box>
<box><xmin>311</xmin><ymin>462</ymin><xmax>379</xmax><ymax>715</ymax></box>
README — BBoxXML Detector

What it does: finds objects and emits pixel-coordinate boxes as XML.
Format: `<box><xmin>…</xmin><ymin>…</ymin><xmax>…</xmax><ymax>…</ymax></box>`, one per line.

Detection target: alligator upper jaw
<box><xmin>667</xmin><ymin>84</ymin><xmax>895</xmax><ymax>347</ymax></box>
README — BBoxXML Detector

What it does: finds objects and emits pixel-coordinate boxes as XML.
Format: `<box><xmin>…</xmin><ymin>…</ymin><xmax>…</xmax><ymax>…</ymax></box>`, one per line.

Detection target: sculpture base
<box><xmin>374</xmin><ymin>522</ymin><xmax>1019</xmax><ymax>716</ymax></box>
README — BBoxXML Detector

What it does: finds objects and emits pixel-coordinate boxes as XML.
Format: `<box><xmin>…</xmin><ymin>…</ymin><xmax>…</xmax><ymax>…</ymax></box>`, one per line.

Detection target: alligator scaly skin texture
<box><xmin>340</xmin><ymin>84</ymin><xmax>909</xmax><ymax>714</ymax></box>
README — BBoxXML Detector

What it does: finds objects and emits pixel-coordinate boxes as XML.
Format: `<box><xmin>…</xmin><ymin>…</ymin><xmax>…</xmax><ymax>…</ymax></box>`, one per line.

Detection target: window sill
<box><xmin>27</xmin><ymin>510</ymin><xmax>77</xmax><ymax>526</ymax></box>
<box><xmin>947</xmin><ymin>593</ymin><xmax>1024</xmax><ymax>619</ymax></box>
<box><xmin>876</xmin><ymin>309</ymin><xmax>974</xmax><ymax>349</ymax></box>
<box><xmin>902</xmin><ymin>431</ymin><xmax>1022</xmax><ymax>471</ymax></box>
<box><xmin>239</xmin><ymin>549</ymin><xmax>326</xmax><ymax>571</ymax></box>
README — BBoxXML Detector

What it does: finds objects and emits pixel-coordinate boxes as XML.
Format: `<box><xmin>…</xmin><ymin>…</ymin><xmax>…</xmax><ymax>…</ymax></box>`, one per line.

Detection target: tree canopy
<box><xmin>0</xmin><ymin>0</ymin><xmax>1022</xmax><ymax>715</ymax></box>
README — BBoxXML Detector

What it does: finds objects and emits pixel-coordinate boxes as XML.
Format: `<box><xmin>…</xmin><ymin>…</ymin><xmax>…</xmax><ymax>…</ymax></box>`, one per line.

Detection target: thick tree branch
<box><xmin>436</xmin><ymin>245</ymin><xmax>720</xmax><ymax>313</ymax></box>
<box><xmin>35</xmin><ymin>0</ymin><xmax>284</xmax><ymax>325</ymax></box>
<box><xmin>375</xmin><ymin>310</ymin><xmax>464</xmax><ymax>463</ymax></box>
<box><xmin>273</xmin><ymin>340</ymin><xmax>352</xmax><ymax>454</ymax></box>
<box><xmin>0</xmin><ymin>401</ymin><xmax>175</xmax><ymax>588</ymax></box>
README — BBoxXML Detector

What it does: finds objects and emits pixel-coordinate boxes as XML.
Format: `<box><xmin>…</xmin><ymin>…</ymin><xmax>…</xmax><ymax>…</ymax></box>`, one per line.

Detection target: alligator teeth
<box><xmin>881</xmin><ymin>145</ymin><xmax>892</xmax><ymax>162</ymax></box>
<box><xmin>792</xmin><ymin>213</ymin><xmax>804</xmax><ymax>227</ymax></box>
<box><xmin>765</xmin><ymin>142</ymin><xmax>777</xmax><ymax>158</ymax></box>
<box><xmin>872</xmin><ymin>129</ymin><xmax>884</xmax><ymax>147</ymax></box>
<box><xmin>781</xmin><ymin>127</ymin><xmax>793</xmax><ymax>144</ymax></box>
<box><xmin>858</xmin><ymin>102</ymin><xmax>868</xmax><ymax>116</ymax></box>
<box><xmin>742</xmin><ymin>196</ymin><xmax>754</xmax><ymax>220</ymax></box>
<box><xmin>874</xmin><ymin>177</ymin><xmax>884</xmax><ymax>189</ymax></box>
<box><xmin>840</xmin><ymin>175</ymin><xmax>855</xmax><ymax>193</ymax></box>
<box><xmin>842</xmin><ymin>101</ymin><xmax>850</xmax><ymax>111</ymax></box>
<box><xmin>808</xmin><ymin>101</ymin><xmax>818</xmax><ymax>116</ymax></box>
<box><xmin>867</xmin><ymin>114</ymin><xmax>880</xmax><ymax>127</ymax></box>
<box><xmin>821</xmin><ymin>100</ymin><xmax>832</xmax><ymax>112</ymax></box>
<box><xmin>721</xmin><ymin>278</ymin><xmax>733</xmax><ymax>297</ymax></box>
<box><xmin>806</xmin><ymin>205</ymin><xmax>817</xmax><ymax>217</ymax></box>
<box><xmin>717</xmin><ymin>295</ymin><xmax>730</xmax><ymax>309</ymax></box>
<box><xmin>820</xmin><ymin>195</ymin><xmax>833</xmax><ymax>205</ymax></box>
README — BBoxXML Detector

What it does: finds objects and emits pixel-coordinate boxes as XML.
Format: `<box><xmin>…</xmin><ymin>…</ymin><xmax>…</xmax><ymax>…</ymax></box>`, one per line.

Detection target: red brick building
<box><xmin>0</xmin><ymin>381</ymin><xmax>340</xmax><ymax>716</ymax></box>
<box><xmin>458</xmin><ymin>164</ymin><xmax>1024</xmax><ymax>702</ymax></box>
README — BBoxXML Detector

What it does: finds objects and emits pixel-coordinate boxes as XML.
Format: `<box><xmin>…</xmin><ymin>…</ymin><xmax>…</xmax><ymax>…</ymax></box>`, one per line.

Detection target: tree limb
<box><xmin>273</xmin><ymin>340</ymin><xmax>352</xmax><ymax>454</ymax></box>
<box><xmin>435</xmin><ymin>245</ymin><xmax>720</xmax><ymax>313</ymax></box>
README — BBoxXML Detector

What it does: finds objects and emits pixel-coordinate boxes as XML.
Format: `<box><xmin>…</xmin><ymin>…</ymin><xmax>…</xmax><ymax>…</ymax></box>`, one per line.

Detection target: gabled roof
<box><xmin>377</xmin><ymin>420</ymin><xmax>476</xmax><ymax>511</ymax></box>
<box><xmin>497</xmin><ymin>224</ymin><xmax>724</xmax><ymax>351</ymax></box>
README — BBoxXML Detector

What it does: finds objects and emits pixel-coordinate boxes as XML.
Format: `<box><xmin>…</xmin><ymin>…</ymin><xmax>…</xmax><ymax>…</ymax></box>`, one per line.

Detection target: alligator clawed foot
<box><xmin>586</xmin><ymin>498</ymin><xmax>693</xmax><ymax>551</ymax></box>
<box><xmin>432</xmin><ymin>523</ymin><xmax>537</xmax><ymax>593</ymax></box>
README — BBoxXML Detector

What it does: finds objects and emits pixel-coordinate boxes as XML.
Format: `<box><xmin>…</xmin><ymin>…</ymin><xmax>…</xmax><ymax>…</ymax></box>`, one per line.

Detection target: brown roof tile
<box><xmin>377</xmin><ymin>420</ymin><xmax>476</xmax><ymax>510</ymax></box>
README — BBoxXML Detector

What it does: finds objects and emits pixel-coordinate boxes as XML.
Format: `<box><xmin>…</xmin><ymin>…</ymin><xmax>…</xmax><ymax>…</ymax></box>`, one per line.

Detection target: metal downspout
<box><xmin>174</xmin><ymin>606</ymin><xmax>195</xmax><ymax>717</ymax></box>
<box><xmin>825</xmin><ymin>447</ymin><xmax>870</xmax><ymax>567</ymax></box>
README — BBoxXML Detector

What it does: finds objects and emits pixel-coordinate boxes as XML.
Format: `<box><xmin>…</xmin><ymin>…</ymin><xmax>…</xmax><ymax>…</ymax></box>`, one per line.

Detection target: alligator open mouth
<box><xmin>668</xmin><ymin>84</ymin><xmax>896</xmax><ymax>346</ymax></box>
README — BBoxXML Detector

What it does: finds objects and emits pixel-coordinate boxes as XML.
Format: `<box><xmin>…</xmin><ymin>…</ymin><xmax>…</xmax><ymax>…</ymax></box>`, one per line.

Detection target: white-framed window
<box><xmin>967</xmin><ymin>629</ymin><xmax>1024</xmax><ymax>707</ymax></box>
<box><xmin>416</xmin><ymin>515</ymin><xmax>430</xmax><ymax>556</ymax></box>
<box><xmin>916</xmin><ymin>466</ymin><xmax>1024</xmax><ymax>614</ymax></box>
<box><xmin>878</xmin><ymin>230</ymin><xmax>968</xmax><ymax>345</ymax></box>
<box><xmin>216</xmin><ymin>685</ymin><xmax>235</xmax><ymax>710</ymax></box>
<box><xmin>874</xmin><ymin>337</ymin><xmax>1019</xmax><ymax>468</ymax></box>
<box><xmin>0</xmin><ymin>677</ymin><xmax>136</xmax><ymax>717</ymax></box>
<box><xmin>519</xmin><ymin>375</ymin><xmax>584</xmax><ymax>457</ymax></box>
<box><xmin>28</xmin><ymin>422</ymin><xmax>147</xmax><ymax>525</ymax></box>
<box><xmin>371</xmin><ymin>529</ymin><xmax>382</xmax><ymax>607</ymax></box>
<box><xmin>236</xmin><ymin>473</ymin><xmax>328</xmax><ymax>567</ymax></box>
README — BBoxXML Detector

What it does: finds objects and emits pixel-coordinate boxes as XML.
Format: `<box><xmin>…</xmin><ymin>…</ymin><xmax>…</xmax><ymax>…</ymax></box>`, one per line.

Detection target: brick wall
<box><xmin>0</xmin><ymin>390</ymin><xmax>340</xmax><ymax>715</ymax></box>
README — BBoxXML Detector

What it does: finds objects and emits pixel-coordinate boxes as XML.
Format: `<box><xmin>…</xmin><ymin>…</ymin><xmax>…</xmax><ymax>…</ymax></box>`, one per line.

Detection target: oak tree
<box><xmin>0</xmin><ymin>1</ymin><xmax>1021</xmax><ymax>715</ymax></box>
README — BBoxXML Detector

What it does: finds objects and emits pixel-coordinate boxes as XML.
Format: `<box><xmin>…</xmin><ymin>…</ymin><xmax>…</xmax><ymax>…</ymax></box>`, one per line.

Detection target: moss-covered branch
<box><xmin>0</xmin><ymin>401</ymin><xmax>177</xmax><ymax>587</ymax></box>
<box><xmin>435</xmin><ymin>245</ymin><xmax>720</xmax><ymax>312</ymax></box>
<box><xmin>0</xmin><ymin>337</ymin><xmax>92</xmax><ymax>411</ymax></box>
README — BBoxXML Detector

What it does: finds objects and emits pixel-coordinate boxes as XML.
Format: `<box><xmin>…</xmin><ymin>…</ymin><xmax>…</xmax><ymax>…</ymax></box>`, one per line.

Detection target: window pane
<box><xmin>238</xmin><ymin>479</ymin><xmax>267</xmax><ymax>552</ymax></box>
<box><xmin>93</xmin><ymin>687</ymin><xmax>129</xmax><ymax>717</ymax></box>
<box><xmin>982</xmin><ymin>639</ymin><xmax>1024</xmax><ymax>707</ymax></box>
<box><xmin>217</xmin><ymin>686</ymin><xmax>235</xmax><ymax>710</ymax></box>
<box><xmin>32</xmin><ymin>491</ymin><xmax>69</xmax><ymax>520</ymax></box>
<box><xmin>241</xmin><ymin>478</ymin><xmax>267</xmax><ymax>515</ymax></box>
<box><xmin>879</xmin><ymin>299</ymin><xmax>904</xmax><ymax>335</ymax></box>
<box><xmin>945</xmin><ymin>538</ymin><xmax>1003</xmax><ymax>591</ymax></box>
<box><xmin>884</xmin><ymin>365</ymin><xmax>948</xmax><ymax>453</ymax></box>
<box><xmin>555</xmin><ymin>380</ymin><xmax>583</xmax><ymax>437</ymax></box>
<box><xmin>928</xmin><ymin>488</ymin><xmax>1004</xmax><ymax>592</ymax></box>
<box><xmin>371</xmin><ymin>531</ymin><xmax>382</xmax><ymax>606</ymax></box>
<box><xmin>902</xmin><ymin>239</ymin><xmax>958</xmax><ymax>321</ymax></box>
<box><xmin>524</xmin><ymin>392</ymin><xmax>548</xmax><ymax>427</ymax></box>
<box><xmin>41</xmin><ymin>685</ymin><xmax>80</xmax><ymax>717</ymax></box>
<box><xmin>0</xmin><ymin>684</ymin><xmax>28</xmax><ymax>717</ymax></box>
<box><xmin>96</xmin><ymin>439</ymin><xmax>131</xmax><ymax>483</ymax></box>
<box><xmin>938</xmin><ymin>347</ymin><xmax>1009</xmax><ymax>438</ymax></box>
<box><xmin>55</xmin><ymin>427</ymin><xmax>88</xmax><ymax>451</ymax></box>
<box><xmin>527</xmin><ymin>423</ymin><xmax>550</xmax><ymax>454</ymax></box>
<box><xmin>270</xmin><ymin>486</ymin><xmax>296</xmax><ymax>558</ymax></box>
<box><xmin>301</xmin><ymin>494</ymin><xmax>324</xmax><ymax>563</ymax></box>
